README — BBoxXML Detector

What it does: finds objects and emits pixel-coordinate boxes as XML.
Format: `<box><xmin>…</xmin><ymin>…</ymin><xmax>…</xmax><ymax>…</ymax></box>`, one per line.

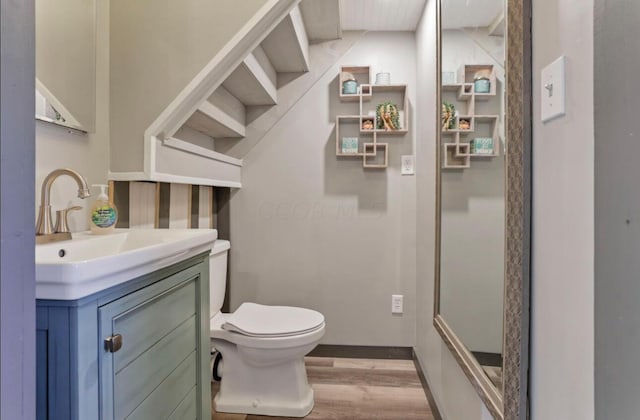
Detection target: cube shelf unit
<box><xmin>336</xmin><ymin>65</ymin><xmax>409</xmax><ymax>169</ymax></box>
<box><xmin>441</xmin><ymin>64</ymin><xmax>500</xmax><ymax>169</ymax></box>
<box><xmin>339</xmin><ymin>66</ymin><xmax>372</xmax><ymax>102</ymax></box>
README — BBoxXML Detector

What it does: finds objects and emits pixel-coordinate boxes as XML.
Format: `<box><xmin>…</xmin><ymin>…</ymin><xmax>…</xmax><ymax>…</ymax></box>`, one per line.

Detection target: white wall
<box><xmin>415</xmin><ymin>1</ymin><xmax>493</xmax><ymax>419</ymax></box>
<box><xmin>35</xmin><ymin>0</ymin><xmax>110</xmax><ymax>232</ymax></box>
<box><xmin>531</xmin><ymin>0</ymin><xmax>595</xmax><ymax>419</ymax></box>
<box><xmin>227</xmin><ymin>31</ymin><xmax>417</xmax><ymax>346</ymax></box>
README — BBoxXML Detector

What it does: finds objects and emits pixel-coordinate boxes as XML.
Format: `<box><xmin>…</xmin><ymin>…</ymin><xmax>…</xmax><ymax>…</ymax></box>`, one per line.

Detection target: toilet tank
<box><xmin>209</xmin><ymin>239</ymin><xmax>230</xmax><ymax>317</ymax></box>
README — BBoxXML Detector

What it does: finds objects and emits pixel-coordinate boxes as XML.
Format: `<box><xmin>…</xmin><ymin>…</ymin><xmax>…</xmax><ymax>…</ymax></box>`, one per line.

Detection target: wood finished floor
<box><xmin>211</xmin><ymin>357</ymin><xmax>434</xmax><ymax>420</ymax></box>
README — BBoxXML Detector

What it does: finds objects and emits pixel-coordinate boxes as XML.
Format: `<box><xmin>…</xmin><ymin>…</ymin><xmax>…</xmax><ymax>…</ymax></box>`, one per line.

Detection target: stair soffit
<box><xmin>222</xmin><ymin>51</ymin><xmax>278</xmax><ymax>106</ymax></box>
<box><xmin>300</xmin><ymin>0</ymin><xmax>341</xmax><ymax>42</ymax></box>
<box><xmin>261</xmin><ymin>5</ymin><xmax>310</xmax><ymax>73</ymax></box>
<box><xmin>183</xmin><ymin>85</ymin><xmax>246</xmax><ymax>139</ymax></box>
<box><xmin>144</xmin><ymin>0</ymin><xmax>301</xmax><ymax>144</ymax></box>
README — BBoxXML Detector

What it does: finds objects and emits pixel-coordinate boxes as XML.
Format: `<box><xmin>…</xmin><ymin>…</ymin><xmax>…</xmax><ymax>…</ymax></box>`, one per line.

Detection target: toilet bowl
<box><xmin>209</xmin><ymin>240</ymin><xmax>325</xmax><ymax>417</ymax></box>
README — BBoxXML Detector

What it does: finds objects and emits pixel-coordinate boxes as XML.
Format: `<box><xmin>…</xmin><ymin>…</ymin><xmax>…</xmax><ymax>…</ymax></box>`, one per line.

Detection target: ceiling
<box><xmin>340</xmin><ymin>0</ymin><xmax>428</xmax><ymax>31</ymax></box>
<box><xmin>441</xmin><ymin>0</ymin><xmax>504</xmax><ymax>29</ymax></box>
<box><xmin>338</xmin><ymin>0</ymin><xmax>504</xmax><ymax>32</ymax></box>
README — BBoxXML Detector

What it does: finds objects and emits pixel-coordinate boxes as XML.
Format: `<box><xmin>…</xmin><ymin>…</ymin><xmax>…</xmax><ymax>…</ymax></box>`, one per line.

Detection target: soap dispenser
<box><xmin>89</xmin><ymin>184</ymin><xmax>118</xmax><ymax>234</ymax></box>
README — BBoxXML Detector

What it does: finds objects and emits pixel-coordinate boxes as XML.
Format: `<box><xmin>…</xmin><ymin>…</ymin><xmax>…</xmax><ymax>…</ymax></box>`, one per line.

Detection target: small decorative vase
<box><xmin>474</xmin><ymin>77</ymin><xmax>491</xmax><ymax>93</ymax></box>
<box><xmin>375</xmin><ymin>72</ymin><xmax>390</xmax><ymax>85</ymax></box>
<box><xmin>342</xmin><ymin>80</ymin><xmax>358</xmax><ymax>94</ymax></box>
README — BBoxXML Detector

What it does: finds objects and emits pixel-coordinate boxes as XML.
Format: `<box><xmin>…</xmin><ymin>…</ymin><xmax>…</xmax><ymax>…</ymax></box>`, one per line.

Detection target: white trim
<box><xmin>35</xmin><ymin>78</ymin><xmax>84</xmax><ymax>130</ymax></box>
<box><xmin>144</xmin><ymin>135</ymin><xmax>156</xmax><ymax>176</ymax></box>
<box><xmin>163</xmin><ymin>137</ymin><xmax>243</xmax><ymax>167</ymax></box>
<box><xmin>108</xmin><ymin>170</ymin><xmax>242</xmax><ymax>188</ymax></box>
<box><xmin>150</xmin><ymin>173</ymin><xmax>242</xmax><ymax>188</ymax></box>
<box><xmin>108</xmin><ymin>171</ymin><xmax>150</xmax><ymax>181</ymax></box>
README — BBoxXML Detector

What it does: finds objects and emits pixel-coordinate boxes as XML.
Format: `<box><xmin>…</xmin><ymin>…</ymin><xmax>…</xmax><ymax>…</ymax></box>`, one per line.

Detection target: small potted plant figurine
<box><xmin>376</xmin><ymin>101</ymin><xmax>400</xmax><ymax>131</ymax></box>
<box><xmin>442</xmin><ymin>102</ymin><xmax>456</xmax><ymax>131</ymax></box>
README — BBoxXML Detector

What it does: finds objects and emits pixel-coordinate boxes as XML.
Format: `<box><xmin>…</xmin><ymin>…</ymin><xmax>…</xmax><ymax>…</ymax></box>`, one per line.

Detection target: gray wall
<box><xmin>594</xmin><ymin>1</ymin><xmax>640</xmax><ymax>418</ymax></box>
<box><xmin>1</xmin><ymin>0</ymin><xmax>36</xmax><ymax>417</ymax></box>
<box><xmin>36</xmin><ymin>0</ymin><xmax>96</xmax><ymax>131</ymax></box>
<box><xmin>227</xmin><ymin>31</ymin><xmax>417</xmax><ymax>346</ymax></box>
<box><xmin>531</xmin><ymin>0</ymin><xmax>595</xmax><ymax>418</ymax></box>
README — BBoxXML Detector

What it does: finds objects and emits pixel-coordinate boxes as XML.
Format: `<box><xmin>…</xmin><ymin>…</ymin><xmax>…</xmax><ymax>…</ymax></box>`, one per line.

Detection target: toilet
<box><xmin>209</xmin><ymin>240</ymin><xmax>325</xmax><ymax>417</ymax></box>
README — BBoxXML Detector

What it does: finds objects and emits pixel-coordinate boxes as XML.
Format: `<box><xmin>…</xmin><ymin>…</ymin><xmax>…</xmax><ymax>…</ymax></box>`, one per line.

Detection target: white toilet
<box><xmin>209</xmin><ymin>240</ymin><xmax>325</xmax><ymax>417</ymax></box>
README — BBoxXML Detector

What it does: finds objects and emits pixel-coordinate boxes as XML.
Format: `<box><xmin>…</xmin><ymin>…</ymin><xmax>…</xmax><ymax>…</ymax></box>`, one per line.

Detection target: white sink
<box><xmin>36</xmin><ymin>228</ymin><xmax>217</xmax><ymax>300</ymax></box>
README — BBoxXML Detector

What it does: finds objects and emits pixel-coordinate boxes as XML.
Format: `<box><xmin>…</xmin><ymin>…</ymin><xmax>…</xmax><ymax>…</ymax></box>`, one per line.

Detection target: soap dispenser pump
<box><xmin>89</xmin><ymin>184</ymin><xmax>118</xmax><ymax>234</ymax></box>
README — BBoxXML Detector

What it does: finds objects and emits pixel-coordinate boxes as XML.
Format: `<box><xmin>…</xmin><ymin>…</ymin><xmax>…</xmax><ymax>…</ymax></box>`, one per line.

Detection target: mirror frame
<box><xmin>433</xmin><ymin>0</ymin><xmax>532</xmax><ymax>418</ymax></box>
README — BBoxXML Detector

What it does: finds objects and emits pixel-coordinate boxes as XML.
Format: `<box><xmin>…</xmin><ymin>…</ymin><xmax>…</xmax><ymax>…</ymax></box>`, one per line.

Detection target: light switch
<box><xmin>541</xmin><ymin>56</ymin><xmax>566</xmax><ymax>123</ymax></box>
<box><xmin>401</xmin><ymin>155</ymin><xmax>415</xmax><ymax>175</ymax></box>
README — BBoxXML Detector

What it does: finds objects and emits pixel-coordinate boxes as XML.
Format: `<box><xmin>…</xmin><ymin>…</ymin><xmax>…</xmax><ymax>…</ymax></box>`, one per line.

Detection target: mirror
<box><xmin>434</xmin><ymin>0</ymin><xmax>531</xmax><ymax>418</ymax></box>
<box><xmin>35</xmin><ymin>0</ymin><xmax>96</xmax><ymax>132</ymax></box>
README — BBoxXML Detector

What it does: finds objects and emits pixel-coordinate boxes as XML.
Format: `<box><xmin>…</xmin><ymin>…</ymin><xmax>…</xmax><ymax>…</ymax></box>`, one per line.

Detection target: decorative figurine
<box><xmin>362</xmin><ymin>118</ymin><xmax>375</xmax><ymax>130</ymax></box>
<box><xmin>442</xmin><ymin>102</ymin><xmax>456</xmax><ymax>131</ymax></box>
<box><xmin>376</xmin><ymin>101</ymin><xmax>400</xmax><ymax>130</ymax></box>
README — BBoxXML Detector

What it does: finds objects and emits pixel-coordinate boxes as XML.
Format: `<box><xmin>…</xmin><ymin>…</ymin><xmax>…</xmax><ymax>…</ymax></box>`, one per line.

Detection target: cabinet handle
<box><xmin>104</xmin><ymin>334</ymin><xmax>123</xmax><ymax>353</ymax></box>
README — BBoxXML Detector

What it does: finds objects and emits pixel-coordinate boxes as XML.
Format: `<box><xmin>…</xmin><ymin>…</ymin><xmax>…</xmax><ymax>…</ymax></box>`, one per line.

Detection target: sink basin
<box><xmin>36</xmin><ymin>228</ymin><xmax>217</xmax><ymax>300</ymax></box>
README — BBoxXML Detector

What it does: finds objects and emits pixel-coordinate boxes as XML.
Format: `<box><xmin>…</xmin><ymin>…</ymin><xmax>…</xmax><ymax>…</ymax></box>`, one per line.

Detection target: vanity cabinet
<box><xmin>36</xmin><ymin>253</ymin><xmax>211</xmax><ymax>420</ymax></box>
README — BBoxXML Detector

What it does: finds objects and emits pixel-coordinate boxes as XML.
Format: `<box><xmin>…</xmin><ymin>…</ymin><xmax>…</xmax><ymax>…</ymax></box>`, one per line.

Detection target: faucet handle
<box><xmin>54</xmin><ymin>206</ymin><xmax>82</xmax><ymax>234</ymax></box>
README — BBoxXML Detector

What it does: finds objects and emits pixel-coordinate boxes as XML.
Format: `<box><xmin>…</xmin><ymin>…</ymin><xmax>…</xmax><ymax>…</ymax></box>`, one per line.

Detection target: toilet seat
<box><xmin>222</xmin><ymin>303</ymin><xmax>324</xmax><ymax>337</ymax></box>
<box><xmin>210</xmin><ymin>304</ymin><xmax>326</xmax><ymax>350</ymax></box>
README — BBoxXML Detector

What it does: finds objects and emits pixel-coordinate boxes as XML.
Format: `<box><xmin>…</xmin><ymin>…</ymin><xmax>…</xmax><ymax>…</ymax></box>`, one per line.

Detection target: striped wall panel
<box><xmin>110</xmin><ymin>181</ymin><xmax>216</xmax><ymax>230</ymax></box>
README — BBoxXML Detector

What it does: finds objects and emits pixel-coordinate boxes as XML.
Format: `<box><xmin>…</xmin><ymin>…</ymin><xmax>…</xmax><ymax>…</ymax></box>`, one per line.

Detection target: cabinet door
<box><xmin>99</xmin><ymin>264</ymin><xmax>208</xmax><ymax>420</ymax></box>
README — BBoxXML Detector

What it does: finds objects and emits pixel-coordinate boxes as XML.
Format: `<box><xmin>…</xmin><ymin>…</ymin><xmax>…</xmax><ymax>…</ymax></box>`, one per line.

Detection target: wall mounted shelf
<box><xmin>335</xmin><ymin>66</ymin><xmax>409</xmax><ymax>169</ymax></box>
<box><xmin>441</xmin><ymin>64</ymin><xmax>501</xmax><ymax>169</ymax></box>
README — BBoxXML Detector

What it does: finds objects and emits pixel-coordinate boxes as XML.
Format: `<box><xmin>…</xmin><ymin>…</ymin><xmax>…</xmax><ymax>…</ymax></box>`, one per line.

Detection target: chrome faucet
<box><xmin>35</xmin><ymin>168</ymin><xmax>91</xmax><ymax>244</ymax></box>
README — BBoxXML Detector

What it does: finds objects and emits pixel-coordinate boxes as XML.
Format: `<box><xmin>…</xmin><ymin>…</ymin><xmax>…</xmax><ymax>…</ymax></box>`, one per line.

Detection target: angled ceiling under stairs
<box><xmin>173</xmin><ymin>0</ymin><xmax>342</xmax><ymax>164</ymax></box>
<box><xmin>109</xmin><ymin>0</ymin><xmax>343</xmax><ymax>188</ymax></box>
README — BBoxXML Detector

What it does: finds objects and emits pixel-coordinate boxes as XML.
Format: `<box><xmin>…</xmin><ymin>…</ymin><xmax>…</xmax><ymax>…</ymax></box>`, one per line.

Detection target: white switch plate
<box><xmin>392</xmin><ymin>294</ymin><xmax>403</xmax><ymax>314</ymax></box>
<box><xmin>401</xmin><ymin>155</ymin><xmax>415</xmax><ymax>175</ymax></box>
<box><xmin>541</xmin><ymin>56</ymin><xmax>566</xmax><ymax>123</ymax></box>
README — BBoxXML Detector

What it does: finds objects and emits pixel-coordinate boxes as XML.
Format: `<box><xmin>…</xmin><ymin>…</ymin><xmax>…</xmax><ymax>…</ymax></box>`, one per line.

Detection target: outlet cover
<box><xmin>401</xmin><ymin>155</ymin><xmax>415</xmax><ymax>175</ymax></box>
<box><xmin>392</xmin><ymin>294</ymin><xmax>403</xmax><ymax>314</ymax></box>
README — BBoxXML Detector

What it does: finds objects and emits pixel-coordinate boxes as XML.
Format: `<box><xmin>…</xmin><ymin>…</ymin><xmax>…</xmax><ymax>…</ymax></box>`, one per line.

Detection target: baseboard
<box><xmin>412</xmin><ymin>349</ymin><xmax>443</xmax><ymax>420</ymax></box>
<box><xmin>471</xmin><ymin>351</ymin><xmax>503</xmax><ymax>368</ymax></box>
<box><xmin>308</xmin><ymin>345</ymin><xmax>413</xmax><ymax>360</ymax></box>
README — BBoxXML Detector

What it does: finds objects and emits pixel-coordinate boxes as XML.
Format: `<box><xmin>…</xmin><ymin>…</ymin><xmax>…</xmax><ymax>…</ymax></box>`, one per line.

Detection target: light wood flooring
<box><xmin>211</xmin><ymin>357</ymin><xmax>435</xmax><ymax>420</ymax></box>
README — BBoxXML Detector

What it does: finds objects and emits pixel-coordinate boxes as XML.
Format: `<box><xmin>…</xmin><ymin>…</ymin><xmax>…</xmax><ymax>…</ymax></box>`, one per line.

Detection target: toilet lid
<box><xmin>222</xmin><ymin>302</ymin><xmax>325</xmax><ymax>337</ymax></box>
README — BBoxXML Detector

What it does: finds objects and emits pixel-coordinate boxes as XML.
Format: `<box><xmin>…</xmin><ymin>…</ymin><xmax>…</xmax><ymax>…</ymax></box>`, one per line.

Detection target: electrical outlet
<box><xmin>401</xmin><ymin>155</ymin><xmax>414</xmax><ymax>175</ymax></box>
<box><xmin>392</xmin><ymin>295</ymin><xmax>403</xmax><ymax>314</ymax></box>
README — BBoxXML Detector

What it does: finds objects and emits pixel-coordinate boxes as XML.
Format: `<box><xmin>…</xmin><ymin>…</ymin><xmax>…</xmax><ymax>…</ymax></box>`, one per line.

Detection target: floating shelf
<box><xmin>441</xmin><ymin>64</ymin><xmax>501</xmax><ymax>169</ymax></box>
<box><xmin>443</xmin><ymin>143</ymin><xmax>470</xmax><ymax>169</ymax></box>
<box><xmin>335</xmin><ymin>66</ymin><xmax>410</xmax><ymax>169</ymax></box>
<box><xmin>339</xmin><ymin>65</ymin><xmax>372</xmax><ymax>102</ymax></box>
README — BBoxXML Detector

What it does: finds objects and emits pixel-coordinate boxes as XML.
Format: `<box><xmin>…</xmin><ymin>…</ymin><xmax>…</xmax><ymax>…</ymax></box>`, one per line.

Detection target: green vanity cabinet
<box><xmin>36</xmin><ymin>253</ymin><xmax>211</xmax><ymax>420</ymax></box>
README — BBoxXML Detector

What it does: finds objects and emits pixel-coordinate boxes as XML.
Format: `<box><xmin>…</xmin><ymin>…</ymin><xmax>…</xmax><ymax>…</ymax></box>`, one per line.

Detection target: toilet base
<box><xmin>214</xmin><ymin>386</ymin><xmax>314</xmax><ymax>417</ymax></box>
<box><xmin>212</xmin><ymin>339</ymin><xmax>316</xmax><ymax>417</ymax></box>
